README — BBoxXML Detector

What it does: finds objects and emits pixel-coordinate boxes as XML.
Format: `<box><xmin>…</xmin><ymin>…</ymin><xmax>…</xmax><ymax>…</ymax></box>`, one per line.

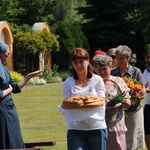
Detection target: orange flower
<box><xmin>134</xmin><ymin>84</ymin><xmax>142</xmax><ymax>91</ymax></box>
<box><xmin>135</xmin><ymin>91</ymin><xmax>140</xmax><ymax>97</ymax></box>
<box><xmin>122</xmin><ymin>76</ymin><xmax>143</xmax><ymax>106</ymax></box>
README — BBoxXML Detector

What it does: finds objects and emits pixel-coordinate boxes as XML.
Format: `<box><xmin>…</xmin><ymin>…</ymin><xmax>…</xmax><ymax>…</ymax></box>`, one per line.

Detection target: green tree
<box><xmin>0</xmin><ymin>0</ymin><xmax>48</xmax><ymax>26</ymax></box>
<box><xmin>126</xmin><ymin>0</ymin><xmax>150</xmax><ymax>70</ymax></box>
<box><xmin>0</xmin><ymin>0</ymin><xmax>88</xmax><ymax>71</ymax></box>
<box><xmin>54</xmin><ymin>21</ymin><xmax>89</xmax><ymax>70</ymax></box>
<box><xmin>79</xmin><ymin>0</ymin><xmax>134</xmax><ymax>54</ymax></box>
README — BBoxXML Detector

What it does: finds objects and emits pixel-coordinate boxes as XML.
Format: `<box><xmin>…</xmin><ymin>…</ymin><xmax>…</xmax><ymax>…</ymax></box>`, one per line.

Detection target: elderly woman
<box><xmin>0</xmin><ymin>42</ymin><xmax>43</xmax><ymax>149</ymax></box>
<box><xmin>93</xmin><ymin>55</ymin><xmax>131</xmax><ymax>150</ymax></box>
<box><xmin>111</xmin><ymin>45</ymin><xmax>145</xmax><ymax>150</ymax></box>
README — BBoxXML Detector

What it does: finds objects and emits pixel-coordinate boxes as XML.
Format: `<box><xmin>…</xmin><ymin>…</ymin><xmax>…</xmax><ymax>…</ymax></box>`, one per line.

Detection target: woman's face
<box><xmin>107</xmin><ymin>50</ymin><xmax>118</xmax><ymax>68</ymax></box>
<box><xmin>116</xmin><ymin>54</ymin><xmax>129</xmax><ymax>67</ymax></box>
<box><xmin>0</xmin><ymin>49</ymin><xmax>10</xmax><ymax>62</ymax></box>
<box><xmin>96</xmin><ymin>65</ymin><xmax>111</xmax><ymax>79</ymax></box>
<box><xmin>72</xmin><ymin>58</ymin><xmax>89</xmax><ymax>74</ymax></box>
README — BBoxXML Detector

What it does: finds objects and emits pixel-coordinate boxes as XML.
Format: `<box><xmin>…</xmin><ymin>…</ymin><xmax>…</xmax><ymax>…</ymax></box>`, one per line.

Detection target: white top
<box><xmin>59</xmin><ymin>74</ymin><xmax>107</xmax><ymax>130</ymax></box>
<box><xmin>143</xmin><ymin>69</ymin><xmax>150</xmax><ymax>105</ymax></box>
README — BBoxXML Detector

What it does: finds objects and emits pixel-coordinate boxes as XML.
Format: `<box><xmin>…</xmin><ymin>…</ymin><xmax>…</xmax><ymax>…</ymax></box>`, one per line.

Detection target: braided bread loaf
<box><xmin>62</xmin><ymin>95</ymin><xmax>105</xmax><ymax>109</ymax></box>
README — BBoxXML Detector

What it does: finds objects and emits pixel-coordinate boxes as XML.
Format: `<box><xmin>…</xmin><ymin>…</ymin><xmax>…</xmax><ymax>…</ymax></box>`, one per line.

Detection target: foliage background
<box><xmin>0</xmin><ymin>0</ymin><xmax>150</xmax><ymax>72</ymax></box>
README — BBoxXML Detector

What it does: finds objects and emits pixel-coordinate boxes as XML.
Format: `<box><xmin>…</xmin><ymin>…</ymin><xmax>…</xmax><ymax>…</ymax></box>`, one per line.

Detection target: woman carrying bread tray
<box><xmin>59</xmin><ymin>48</ymin><xmax>107</xmax><ymax>150</ymax></box>
<box><xmin>93</xmin><ymin>54</ymin><xmax>131</xmax><ymax>150</ymax></box>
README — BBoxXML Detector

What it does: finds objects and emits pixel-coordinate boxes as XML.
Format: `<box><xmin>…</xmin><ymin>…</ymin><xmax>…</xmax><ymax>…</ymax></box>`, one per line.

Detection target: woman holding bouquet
<box><xmin>93</xmin><ymin>54</ymin><xmax>131</xmax><ymax>150</ymax></box>
<box><xmin>111</xmin><ymin>45</ymin><xmax>145</xmax><ymax>150</ymax></box>
<box><xmin>59</xmin><ymin>48</ymin><xmax>107</xmax><ymax>150</ymax></box>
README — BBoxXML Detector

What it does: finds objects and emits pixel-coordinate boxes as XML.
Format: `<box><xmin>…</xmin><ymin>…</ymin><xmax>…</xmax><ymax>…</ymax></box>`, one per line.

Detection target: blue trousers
<box><xmin>67</xmin><ymin>129</ymin><xmax>107</xmax><ymax>150</ymax></box>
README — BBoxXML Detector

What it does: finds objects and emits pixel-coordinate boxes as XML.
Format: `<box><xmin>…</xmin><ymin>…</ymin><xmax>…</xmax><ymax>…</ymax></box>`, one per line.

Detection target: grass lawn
<box><xmin>12</xmin><ymin>83</ymin><xmax>147</xmax><ymax>150</ymax></box>
<box><xmin>12</xmin><ymin>83</ymin><xmax>67</xmax><ymax>150</ymax></box>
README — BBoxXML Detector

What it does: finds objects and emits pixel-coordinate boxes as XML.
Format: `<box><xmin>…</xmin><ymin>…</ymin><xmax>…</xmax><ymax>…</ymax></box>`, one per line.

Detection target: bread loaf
<box><xmin>62</xmin><ymin>95</ymin><xmax>105</xmax><ymax>109</ymax></box>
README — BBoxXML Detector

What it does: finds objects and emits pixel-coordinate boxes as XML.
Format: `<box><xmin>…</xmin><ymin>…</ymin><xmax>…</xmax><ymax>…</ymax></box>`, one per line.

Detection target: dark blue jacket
<box><xmin>0</xmin><ymin>65</ymin><xmax>25</xmax><ymax>149</ymax></box>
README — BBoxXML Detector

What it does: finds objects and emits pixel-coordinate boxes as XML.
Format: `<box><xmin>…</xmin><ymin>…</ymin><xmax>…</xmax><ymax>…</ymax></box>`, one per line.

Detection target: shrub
<box><xmin>10</xmin><ymin>71</ymin><xmax>24</xmax><ymax>83</ymax></box>
<box><xmin>13</xmin><ymin>31</ymin><xmax>60</xmax><ymax>73</ymax></box>
<box><xmin>29</xmin><ymin>77</ymin><xmax>46</xmax><ymax>85</ymax></box>
<box><xmin>59</xmin><ymin>70</ymin><xmax>71</xmax><ymax>81</ymax></box>
<box><xmin>10</xmin><ymin>71</ymin><xmax>46</xmax><ymax>85</ymax></box>
<box><xmin>41</xmin><ymin>65</ymin><xmax>62</xmax><ymax>83</ymax></box>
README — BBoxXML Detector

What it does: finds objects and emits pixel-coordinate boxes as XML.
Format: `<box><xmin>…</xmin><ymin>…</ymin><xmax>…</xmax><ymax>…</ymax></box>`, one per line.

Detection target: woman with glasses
<box><xmin>93</xmin><ymin>54</ymin><xmax>131</xmax><ymax>150</ymax></box>
<box><xmin>59</xmin><ymin>48</ymin><xmax>107</xmax><ymax>150</ymax></box>
<box><xmin>111</xmin><ymin>45</ymin><xmax>145</xmax><ymax>150</ymax></box>
<box><xmin>107</xmin><ymin>48</ymin><xmax>117</xmax><ymax>68</ymax></box>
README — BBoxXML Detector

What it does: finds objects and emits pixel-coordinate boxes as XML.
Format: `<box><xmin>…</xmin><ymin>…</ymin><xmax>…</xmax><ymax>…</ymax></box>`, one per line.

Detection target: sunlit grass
<box><xmin>12</xmin><ymin>83</ymin><xmax>67</xmax><ymax>150</ymax></box>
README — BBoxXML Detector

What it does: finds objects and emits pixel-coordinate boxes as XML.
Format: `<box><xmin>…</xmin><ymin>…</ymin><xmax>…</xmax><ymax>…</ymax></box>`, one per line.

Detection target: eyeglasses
<box><xmin>109</xmin><ymin>55</ymin><xmax>116</xmax><ymax>59</ymax></box>
<box><xmin>116</xmin><ymin>56</ymin><xmax>128</xmax><ymax>60</ymax></box>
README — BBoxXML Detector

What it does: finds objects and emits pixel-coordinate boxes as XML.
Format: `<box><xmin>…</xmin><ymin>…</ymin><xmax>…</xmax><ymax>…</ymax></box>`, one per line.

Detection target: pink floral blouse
<box><xmin>105</xmin><ymin>75</ymin><xmax>130</xmax><ymax>132</ymax></box>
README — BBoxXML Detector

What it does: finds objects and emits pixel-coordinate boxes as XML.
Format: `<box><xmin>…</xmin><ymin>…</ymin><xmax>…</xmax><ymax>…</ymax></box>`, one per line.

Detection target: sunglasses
<box><xmin>110</xmin><ymin>55</ymin><xmax>116</xmax><ymax>59</ymax></box>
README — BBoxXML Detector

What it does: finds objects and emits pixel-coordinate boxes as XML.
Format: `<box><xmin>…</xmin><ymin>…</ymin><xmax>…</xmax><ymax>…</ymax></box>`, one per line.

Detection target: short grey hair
<box><xmin>93</xmin><ymin>55</ymin><xmax>112</xmax><ymax>69</ymax></box>
<box><xmin>115</xmin><ymin>45</ymin><xmax>132</xmax><ymax>58</ymax></box>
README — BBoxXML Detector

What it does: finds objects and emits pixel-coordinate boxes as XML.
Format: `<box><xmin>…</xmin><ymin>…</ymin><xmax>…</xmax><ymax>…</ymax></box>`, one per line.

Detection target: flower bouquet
<box><xmin>123</xmin><ymin>76</ymin><xmax>143</xmax><ymax>106</ymax></box>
